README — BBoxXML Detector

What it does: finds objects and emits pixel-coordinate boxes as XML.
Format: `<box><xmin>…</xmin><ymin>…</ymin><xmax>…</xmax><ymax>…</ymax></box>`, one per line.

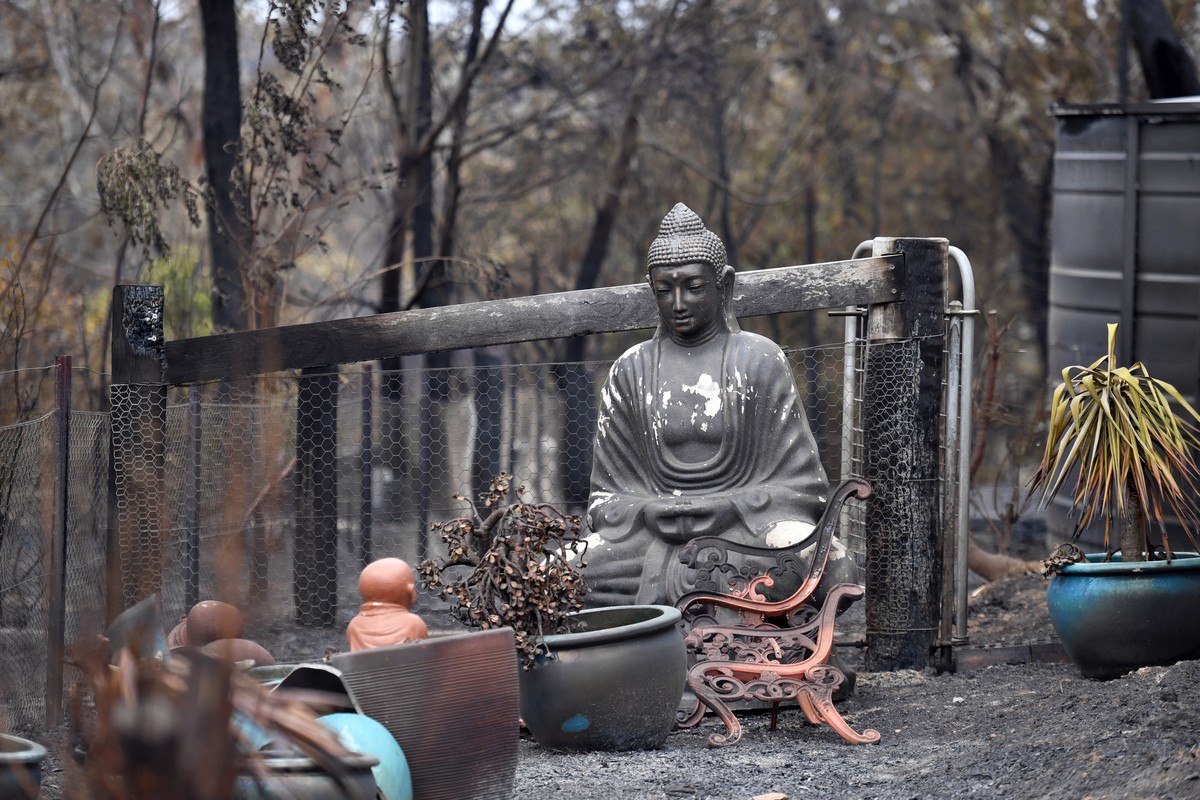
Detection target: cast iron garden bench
<box><xmin>674</xmin><ymin>478</ymin><xmax>882</xmax><ymax>748</ymax></box>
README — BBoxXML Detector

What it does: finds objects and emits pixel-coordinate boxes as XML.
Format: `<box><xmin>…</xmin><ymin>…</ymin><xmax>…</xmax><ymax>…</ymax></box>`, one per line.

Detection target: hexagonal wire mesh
<box><xmin>0</xmin><ymin>413</ymin><xmax>52</xmax><ymax>728</ymax></box>
<box><xmin>0</xmin><ymin>319</ymin><xmax>963</xmax><ymax>729</ymax></box>
<box><xmin>0</xmin><ymin>378</ymin><xmax>108</xmax><ymax>729</ymax></box>
<box><xmin>106</xmin><ymin>341</ymin><xmax>870</xmax><ymax>647</ymax></box>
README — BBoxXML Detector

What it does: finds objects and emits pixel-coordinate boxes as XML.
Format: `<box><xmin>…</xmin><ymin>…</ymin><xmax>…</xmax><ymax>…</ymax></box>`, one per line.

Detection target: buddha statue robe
<box><xmin>584</xmin><ymin>329</ymin><xmax>835</xmax><ymax>607</ymax></box>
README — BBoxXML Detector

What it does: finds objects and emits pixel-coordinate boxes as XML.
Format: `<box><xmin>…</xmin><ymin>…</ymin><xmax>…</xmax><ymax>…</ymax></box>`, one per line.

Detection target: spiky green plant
<box><xmin>1030</xmin><ymin>323</ymin><xmax>1200</xmax><ymax>562</ymax></box>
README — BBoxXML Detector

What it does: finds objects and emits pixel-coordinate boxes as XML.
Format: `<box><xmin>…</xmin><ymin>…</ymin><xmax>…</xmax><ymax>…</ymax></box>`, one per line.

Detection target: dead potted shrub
<box><xmin>1030</xmin><ymin>322</ymin><xmax>1200</xmax><ymax>678</ymax></box>
<box><xmin>420</xmin><ymin>473</ymin><xmax>687</xmax><ymax>751</ymax></box>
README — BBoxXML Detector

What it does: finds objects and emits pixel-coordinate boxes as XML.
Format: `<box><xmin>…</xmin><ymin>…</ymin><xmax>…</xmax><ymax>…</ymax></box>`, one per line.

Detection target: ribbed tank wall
<box><xmin>1047</xmin><ymin>103</ymin><xmax>1200</xmax><ymax>547</ymax></box>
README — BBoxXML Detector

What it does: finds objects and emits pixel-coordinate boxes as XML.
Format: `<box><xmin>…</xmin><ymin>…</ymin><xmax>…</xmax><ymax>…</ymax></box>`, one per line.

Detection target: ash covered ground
<box><xmin>513</xmin><ymin>572</ymin><xmax>1200</xmax><ymax>800</ymax></box>
<box><xmin>30</xmin><ymin>572</ymin><xmax>1200</xmax><ymax>799</ymax></box>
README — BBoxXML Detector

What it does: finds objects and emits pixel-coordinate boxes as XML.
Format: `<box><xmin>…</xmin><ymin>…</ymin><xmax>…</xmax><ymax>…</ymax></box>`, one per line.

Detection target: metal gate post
<box><xmin>46</xmin><ymin>355</ymin><xmax>71</xmax><ymax>727</ymax></box>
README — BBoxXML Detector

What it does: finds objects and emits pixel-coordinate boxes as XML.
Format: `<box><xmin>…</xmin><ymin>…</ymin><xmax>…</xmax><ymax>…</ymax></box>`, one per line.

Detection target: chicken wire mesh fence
<box><xmin>0</xmin><ymin>401</ymin><xmax>108</xmax><ymax>730</ymax></box>
<box><xmin>0</xmin><ymin>333</ymin><xmax>950</xmax><ymax>729</ymax></box>
<box><xmin>106</xmin><ymin>341</ymin><xmax>872</xmax><ymax>641</ymax></box>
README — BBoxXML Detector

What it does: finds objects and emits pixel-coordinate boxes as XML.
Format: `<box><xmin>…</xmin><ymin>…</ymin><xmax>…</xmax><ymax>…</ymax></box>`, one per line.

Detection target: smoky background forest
<box><xmin>3</xmin><ymin>0</ymin><xmax>1198</xmax><ymax>493</ymax></box>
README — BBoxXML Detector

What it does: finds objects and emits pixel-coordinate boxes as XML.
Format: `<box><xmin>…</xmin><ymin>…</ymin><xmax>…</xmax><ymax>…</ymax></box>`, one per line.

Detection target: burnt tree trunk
<box><xmin>1129</xmin><ymin>0</ymin><xmax>1200</xmax><ymax>99</ymax></box>
<box><xmin>198</xmin><ymin>0</ymin><xmax>249</xmax><ymax>334</ymax></box>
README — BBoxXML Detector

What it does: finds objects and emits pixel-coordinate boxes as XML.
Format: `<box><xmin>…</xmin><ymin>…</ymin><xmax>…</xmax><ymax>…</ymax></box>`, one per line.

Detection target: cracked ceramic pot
<box><xmin>0</xmin><ymin>733</ymin><xmax>46</xmax><ymax>800</ymax></box>
<box><xmin>1047</xmin><ymin>552</ymin><xmax>1200</xmax><ymax>679</ymax></box>
<box><xmin>519</xmin><ymin>604</ymin><xmax>687</xmax><ymax>751</ymax></box>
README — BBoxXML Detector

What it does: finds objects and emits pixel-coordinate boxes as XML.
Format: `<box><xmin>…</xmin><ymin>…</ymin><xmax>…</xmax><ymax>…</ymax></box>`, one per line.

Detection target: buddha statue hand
<box><xmin>643</xmin><ymin>495</ymin><xmax>739</xmax><ymax>544</ymax></box>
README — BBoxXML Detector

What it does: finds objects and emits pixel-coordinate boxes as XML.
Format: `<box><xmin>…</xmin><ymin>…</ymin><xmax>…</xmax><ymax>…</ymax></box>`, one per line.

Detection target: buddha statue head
<box><xmin>645</xmin><ymin>203</ymin><xmax>739</xmax><ymax>345</ymax></box>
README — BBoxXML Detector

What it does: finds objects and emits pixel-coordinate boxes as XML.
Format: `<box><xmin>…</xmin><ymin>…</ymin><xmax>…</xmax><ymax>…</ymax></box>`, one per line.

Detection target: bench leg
<box><xmin>800</xmin><ymin>665</ymin><xmax>881</xmax><ymax>745</ymax></box>
<box><xmin>687</xmin><ymin>667</ymin><xmax>745</xmax><ymax>748</ymax></box>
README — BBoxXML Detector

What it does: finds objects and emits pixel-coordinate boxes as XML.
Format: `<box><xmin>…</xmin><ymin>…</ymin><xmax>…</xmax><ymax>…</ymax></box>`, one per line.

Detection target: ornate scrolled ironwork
<box><xmin>675</xmin><ymin>480</ymin><xmax>880</xmax><ymax>749</ymax></box>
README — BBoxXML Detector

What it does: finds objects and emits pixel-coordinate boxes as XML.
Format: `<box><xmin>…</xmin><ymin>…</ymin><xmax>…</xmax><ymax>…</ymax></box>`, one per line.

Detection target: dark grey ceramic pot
<box><xmin>519</xmin><ymin>604</ymin><xmax>687</xmax><ymax>751</ymax></box>
<box><xmin>0</xmin><ymin>733</ymin><xmax>46</xmax><ymax>800</ymax></box>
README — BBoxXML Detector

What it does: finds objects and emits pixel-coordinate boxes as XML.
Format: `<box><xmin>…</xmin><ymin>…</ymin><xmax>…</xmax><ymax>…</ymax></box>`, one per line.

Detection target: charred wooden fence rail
<box><xmin>108</xmin><ymin>237</ymin><xmax>950</xmax><ymax>672</ymax></box>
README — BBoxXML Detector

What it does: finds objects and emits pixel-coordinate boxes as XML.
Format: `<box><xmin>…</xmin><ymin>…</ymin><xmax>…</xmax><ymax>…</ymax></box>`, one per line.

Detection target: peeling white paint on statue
<box><xmin>763</xmin><ymin>519</ymin><xmax>816</xmax><ymax>548</ymax></box>
<box><xmin>588</xmin><ymin>491</ymin><xmax>614</xmax><ymax>514</ymax></box>
<box><xmin>682</xmin><ymin>373</ymin><xmax>722</xmax><ymax>417</ymax></box>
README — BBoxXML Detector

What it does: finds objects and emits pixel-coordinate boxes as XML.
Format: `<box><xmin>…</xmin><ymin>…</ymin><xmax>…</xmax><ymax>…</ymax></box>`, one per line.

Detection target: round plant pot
<box><xmin>1047</xmin><ymin>552</ymin><xmax>1200</xmax><ymax>679</ymax></box>
<box><xmin>0</xmin><ymin>733</ymin><xmax>46</xmax><ymax>800</ymax></box>
<box><xmin>519</xmin><ymin>604</ymin><xmax>687</xmax><ymax>751</ymax></box>
<box><xmin>231</xmin><ymin>750</ymin><xmax>379</xmax><ymax>800</ymax></box>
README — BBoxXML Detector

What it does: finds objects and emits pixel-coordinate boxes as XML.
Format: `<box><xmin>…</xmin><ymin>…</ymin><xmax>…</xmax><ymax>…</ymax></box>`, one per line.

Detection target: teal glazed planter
<box><xmin>0</xmin><ymin>733</ymin><xmax>46</xmax><ymax>799</ymax></box>
<box><xmin>519</xmin><ymin>604</ymin><xmax>687</xmax><ymax>751</ymax></box>
<box><xmin>1047</xmin><ymin>552</ymin><xmax>1200</xmax><ymax>679</ymax></box>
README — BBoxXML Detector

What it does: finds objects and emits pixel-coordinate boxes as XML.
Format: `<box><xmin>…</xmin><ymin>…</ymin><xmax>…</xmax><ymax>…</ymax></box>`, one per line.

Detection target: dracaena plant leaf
<box><xmin>1029</xmin><ymin>323</ymin><xmax>1200</xmax><ymax>556</ymax></box>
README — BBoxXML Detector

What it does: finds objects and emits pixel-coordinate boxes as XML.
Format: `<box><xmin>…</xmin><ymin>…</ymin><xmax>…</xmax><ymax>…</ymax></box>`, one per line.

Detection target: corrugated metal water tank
<box><xmin>1047</xmin><ymin>100</ymin><xmax>1200</xmax><ymax>547</ymax></box>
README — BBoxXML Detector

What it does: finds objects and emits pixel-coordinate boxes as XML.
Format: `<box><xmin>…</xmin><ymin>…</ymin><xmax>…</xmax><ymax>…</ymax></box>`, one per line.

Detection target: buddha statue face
<box><xmin>649</xmin><ymin>261</ymin><xmax>729</xmax><ymax>345</ymax></box>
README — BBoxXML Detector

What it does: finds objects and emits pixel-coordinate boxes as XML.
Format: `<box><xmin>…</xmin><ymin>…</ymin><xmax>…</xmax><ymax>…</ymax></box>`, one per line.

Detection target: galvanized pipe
<box><xmin>948</xmin><ymin>246</ymin><xmax>977</xmax><ymax>643</ymax></box>
<box><xmin>942</xmin><ymin>305</ymin><xmax>964</xmax><ymax>650</ymax></box>
<box><xmin>839</xmin><ymin>241</ymin><xmax>874</xmax><ymax>551</ymax></box>
<box><xmin>843</xmin><ymin>240</ymin><xmax>873</xmax><ymax>481</ymax></box>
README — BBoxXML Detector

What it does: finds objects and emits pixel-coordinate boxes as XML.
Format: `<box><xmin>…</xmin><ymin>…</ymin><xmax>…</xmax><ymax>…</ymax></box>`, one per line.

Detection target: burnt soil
<box><xmin>29</xmin><ymin>570</ymin><xmax>1200</xmax><ymax>799</ymax></box>
<box><xmin>514</xmin><ymin>570</ymin><xmax>1200</xmax><ymax>800</ymax></box>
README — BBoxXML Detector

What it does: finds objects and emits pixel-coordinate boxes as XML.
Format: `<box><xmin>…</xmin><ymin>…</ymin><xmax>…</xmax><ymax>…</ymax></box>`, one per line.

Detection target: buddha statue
<box><xmin>347</xmin><ymin>557</ymin><xmax>428</xmax><ymax>651</ymax></box>
<box><xmin>584</xmin><ymin>202</ymin><xmax>858</xmax><ymax>607</ymax></box>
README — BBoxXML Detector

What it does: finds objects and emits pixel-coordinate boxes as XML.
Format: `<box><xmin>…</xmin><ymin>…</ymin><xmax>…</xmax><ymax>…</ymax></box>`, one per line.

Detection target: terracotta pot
<box><xmin>519</xmin><ymin>604</ymin><xmax>687</xmax><ymax>751</ymax></box>
<box><xmin>331</xmin><ymin>627</ymin><xmax>520</xmax><ymax>800</ymax></box>
<box><xmin>201</xmin><ymin>638</ymin><xmax>276</xmax><ymax>666</ymax></box>
<box><xmin>1047</xmin><ymin>552</ymin><xmax>1200</xmax><ymax>679</ymax></box>
<box><xmin>0</xmin><ymin>733</ymin><xmax>46</xmax><ymax>800</ymax></box>
<box><xmin>186</xmin><ymin>600</ymin><xmax>245</xmax><ymax>645</ymax></box>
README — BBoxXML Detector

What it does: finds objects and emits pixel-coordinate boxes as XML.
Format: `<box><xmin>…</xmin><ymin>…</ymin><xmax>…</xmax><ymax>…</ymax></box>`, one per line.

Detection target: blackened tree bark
<box><xmin>377</xmin><ymin>0</ymin><xmax>515</xmax><ymax>535</ymax></box>
<box><xmin>1129</xmin><ymin>0</ymin><xmax>1200</xmax><ymax>99</ymax></box>
<box><xmin>198</xmin><ymin>0</ymin><xmax>250</xmax><ymax>334</ymax></box>
<box><xmin>381</xmin><ymin>0</ymin><xmax>435</xmax><ymax>317</ymax></box>
<box><xmin>937</xmin><ymin>2</ymin><xmax>1053</xmax><ymax>368</ymax></box>
<box><xmin>985</xmin><ymin>129</ymin><xmax>1052</xmax><ymax>363</ymax></box>
<box><xmin>557</xmin><ymin>2</ymin><xmax>684</xmax><ymax>509</ymax></box>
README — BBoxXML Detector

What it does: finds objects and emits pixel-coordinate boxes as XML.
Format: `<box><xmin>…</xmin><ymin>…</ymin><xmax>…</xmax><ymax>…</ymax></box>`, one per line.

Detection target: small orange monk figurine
<box><xmin>347</xmin><ymin>557</ymin><xmax>428</xmax><ymax>651</ymax></box>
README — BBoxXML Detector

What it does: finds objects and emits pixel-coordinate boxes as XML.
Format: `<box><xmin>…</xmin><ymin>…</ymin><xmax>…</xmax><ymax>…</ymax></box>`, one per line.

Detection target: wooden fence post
<box><xmin>107</xmin><ymin>285</ymin><xmax>167</xmax><ymax>622</ymax></box>
<box><xmin>863</xmin><ymin>238</ymin><xmax>948</xmax><ymax>671</ymax></box>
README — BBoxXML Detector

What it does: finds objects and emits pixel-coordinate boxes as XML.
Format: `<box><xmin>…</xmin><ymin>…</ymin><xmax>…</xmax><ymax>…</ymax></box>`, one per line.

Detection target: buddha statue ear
<box><xmin>719</xmin><ymin>264</ymin><xmax>741</xmax><ymax>332</ymax></box>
